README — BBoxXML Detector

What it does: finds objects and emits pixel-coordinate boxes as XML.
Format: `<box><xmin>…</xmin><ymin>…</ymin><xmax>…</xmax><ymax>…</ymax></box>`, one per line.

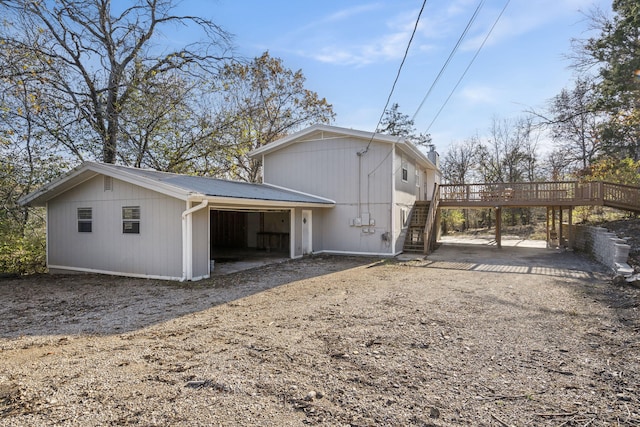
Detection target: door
<box><xmin>302</xmin><ymin>210</ymin><xmax>312</xmax><ymax>255</ymax></box>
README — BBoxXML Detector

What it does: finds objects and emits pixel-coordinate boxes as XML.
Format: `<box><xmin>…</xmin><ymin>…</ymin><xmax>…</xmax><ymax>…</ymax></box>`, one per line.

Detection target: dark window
<box><xmin>401</xmin><ymin>155</ymin><xmax>409</xmax><ymax>182</ymax></box>
<box><xmin>122</xmin><ymin>206</ymin><xmax>140</xmax><ymax>234</ymax></box>
<box><xmin>77</xmin><ymin>207</ymin><xmax>92</xmax><ymax>232</ymax></box>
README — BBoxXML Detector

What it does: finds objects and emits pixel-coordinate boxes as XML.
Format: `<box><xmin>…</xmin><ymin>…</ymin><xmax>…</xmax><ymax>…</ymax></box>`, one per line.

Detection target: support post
<box><xmin>568</xmin><ymin>206</ymin><xmax>574</xmax><ymax>249</ymax></box>
<box><xmin>546</xmin><ymin>206</ymin><xmax>550</xmax><ymax>248</ymax></box>
<box><xmin>495</xmin><ymin>206</ymin><xmax>502</xmax><ymax>249</ymax></box>
<box><xmin>559</xmin><ymin>207</ymin><xmax>564</xmax><ymax>247</ymax></box>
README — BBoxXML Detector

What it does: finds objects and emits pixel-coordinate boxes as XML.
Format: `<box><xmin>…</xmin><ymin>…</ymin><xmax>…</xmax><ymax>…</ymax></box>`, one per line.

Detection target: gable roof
<box><xmin>19</xmin><ymin>162</ymin><xmax>335</xmax><ymax>208</ymax></box>
<box><xmin>249</xmin><ymin>124</ymin><xmax>438</xmax><ymax>170</ymax></box>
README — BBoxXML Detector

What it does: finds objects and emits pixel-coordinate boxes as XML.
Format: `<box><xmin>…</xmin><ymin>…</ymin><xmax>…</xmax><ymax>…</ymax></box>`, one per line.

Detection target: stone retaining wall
<box><xmin>572</xmin><ymin>225</ymin><xmax>633</xmax><ymax>275</ymax></box>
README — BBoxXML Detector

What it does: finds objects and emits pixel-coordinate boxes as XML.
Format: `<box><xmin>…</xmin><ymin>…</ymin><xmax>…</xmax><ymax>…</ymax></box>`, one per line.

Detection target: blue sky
<box><xmin>186</xmin><ymin>0</ymin><xmax>610</xmax><ymax>153</ymax></box>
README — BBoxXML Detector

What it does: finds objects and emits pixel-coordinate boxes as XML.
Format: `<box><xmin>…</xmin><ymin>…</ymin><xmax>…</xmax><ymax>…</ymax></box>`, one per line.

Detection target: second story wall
<box><xmin>263</xmin><ymin>135</ymin><xmax>393</xmax><ymax>207</ymax></box>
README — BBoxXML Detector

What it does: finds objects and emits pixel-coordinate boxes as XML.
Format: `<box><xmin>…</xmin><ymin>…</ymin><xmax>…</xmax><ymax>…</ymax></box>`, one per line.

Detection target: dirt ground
<box><xmin>1</xmin><ymin>244</ymin><xmax>639</xmax><ymax>426</ymax></box>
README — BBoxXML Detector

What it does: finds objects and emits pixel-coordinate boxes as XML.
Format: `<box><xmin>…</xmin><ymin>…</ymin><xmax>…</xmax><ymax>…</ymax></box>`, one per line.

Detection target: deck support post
<box><xmin>495</xmin><ymin>206</ymin><xmax>502</xmax><ymax>249</ymax></box>
<box><xmin>559</xmin><ymin>207</ymin><xmax>563</xmax><ymax>247</ymax></box>
<box><xmin>546</xmin><ymin>207</ymin><xmax>550</xmax><ymax>248</ymax></box>
<box><xmin>568</xmin><ymin>206</ymin><xmax>574</xmax><ymax>249</ymax></box>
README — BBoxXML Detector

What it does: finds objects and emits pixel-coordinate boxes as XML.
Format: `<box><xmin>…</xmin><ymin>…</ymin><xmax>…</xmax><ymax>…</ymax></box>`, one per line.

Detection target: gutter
<box><xmin>181</xmin><ymin>198</ymin><xmax>209</xmax><ymax>282</ymax></box>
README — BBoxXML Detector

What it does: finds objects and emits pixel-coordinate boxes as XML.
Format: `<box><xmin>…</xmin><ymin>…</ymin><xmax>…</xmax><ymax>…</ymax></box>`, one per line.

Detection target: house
<box><xmin>250</xmin><ymin>124</ymin><xmax>440</xmax><ymax>255</ymax></box>
<box><xmin>19</xmin><ymin>124</ymin><xmax>440</xmax><ymax>281</ymax></box>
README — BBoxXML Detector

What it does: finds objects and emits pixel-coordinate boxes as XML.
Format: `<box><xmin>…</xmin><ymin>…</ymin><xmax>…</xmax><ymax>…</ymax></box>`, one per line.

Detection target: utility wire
<box><xmin>425</xmin><ymin>0</ymin><xmax>511</xmax><ymax>132</ymax></box>
<box><xmin>362</xmin><ymin>0</ymin><xmax>428</xmax><ymax>154</ymax></box>
<box><xmin>411</xmin><ymin>0</ymin><xmax>485</xmax><ymax>123</ymax></box>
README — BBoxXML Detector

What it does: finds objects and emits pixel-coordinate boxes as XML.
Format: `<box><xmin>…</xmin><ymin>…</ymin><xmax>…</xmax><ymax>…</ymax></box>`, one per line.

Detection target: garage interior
<box><xmin>209</xmin><ymin>209</ymin><xmax>291</xmax><ymax>273</ymax></box>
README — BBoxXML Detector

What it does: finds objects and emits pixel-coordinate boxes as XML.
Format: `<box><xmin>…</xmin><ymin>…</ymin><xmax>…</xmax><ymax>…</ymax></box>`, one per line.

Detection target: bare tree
<box><xmin>1</xmin><ymin>0</ymin><xmax>232</xmax><ymax>163</ymax></box>
<box><xmin>478</xmin><ymin>116</ymin><xmax>538</xmax><ymax>183</ymax></box>
<box><xmin>441</xmin><ymin>136</ymin><xmax>479</xmax><ymax>184</ymax></box>
<box><xmin>214</xmin><ymin>52</ymin><xmax>335</xmax><ymax>182</ymax></box>
<box><xmin>541</xmin><ymin>78</ymin><xmax>603</xmax><ymax>174</ymax></box>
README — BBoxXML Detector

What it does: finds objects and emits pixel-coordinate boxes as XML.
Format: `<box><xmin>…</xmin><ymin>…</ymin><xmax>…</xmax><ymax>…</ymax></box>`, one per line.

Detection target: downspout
<box><xmin>181</xmin><ymin>198</ymin><xmax>209</xmax><ymax>282</ymax></box>
<box><xmin>390</xmin><ymin>142</ymin><xmax>396</xmax><ymax>254</ymax></box>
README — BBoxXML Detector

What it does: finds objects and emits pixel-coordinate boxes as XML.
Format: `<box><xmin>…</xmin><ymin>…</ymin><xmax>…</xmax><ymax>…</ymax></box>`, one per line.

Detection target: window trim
<box><xmin>77</xmin><ymin>207</ymin><xmax>92</xmax><ymax>233</ymax></box>
<box><xmin>400</xmin><ymin>207</ymin><xmax>409</xmax><ymax>229</ymax></box>
<box><xmin>122</xmin><ymin>206</ymin><xmax>140</xmax><ymax>234</ymax></box>
<box><xmin>401</xmin><ymin>155</ymin><xmax>409</xmax><ymax>182</ymax></box>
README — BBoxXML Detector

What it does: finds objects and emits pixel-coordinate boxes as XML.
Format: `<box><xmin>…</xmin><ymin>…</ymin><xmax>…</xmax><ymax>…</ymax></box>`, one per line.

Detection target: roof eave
<box><xmin>248</xmin><ymin>124</ymin><xmax>439</xmax><ymax>171</ymax></box>
<box><xmin>19</xmin><ymin>162</ymin><xmax>192</xmax><ymax>207</ymax></box>
<box><xmin>203</xmin><ymin>195</ymin><xmax>335</xmax><ymax>208</ymax></box>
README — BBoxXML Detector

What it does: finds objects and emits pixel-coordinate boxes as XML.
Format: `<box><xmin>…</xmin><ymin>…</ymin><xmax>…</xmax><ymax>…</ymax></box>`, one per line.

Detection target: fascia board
<box><xmin>19</xmin><ymin>162</ymin><xmax>191</xmax><ymax>207</ymax></box>
<box><xmin>204</xmin><ymin>195</ymin><xmax>335</xmax><ymax>209</ymax></box>
<box><xmin>262</xmin><ymin>182</ymin><xmax>336</xmax><ymax>205</ymax></box>
<box><xmin>18</xmin><ymin>164</ymin><xmax>99</xmax><ymax>206</ymax></box>
<box><xmin>396</xmin><ymin>141</ymin><xmax>437</xmax><ymax>170</ymax></box>
<box><xmin>87</xmin><ymin>162</ymin><xmax>190</xmax><ymax>201</ymax></box>
<box><xmin>248</xmin><ymin>124</ymin><xmax>438</xmax><ymax>172</ymax></box>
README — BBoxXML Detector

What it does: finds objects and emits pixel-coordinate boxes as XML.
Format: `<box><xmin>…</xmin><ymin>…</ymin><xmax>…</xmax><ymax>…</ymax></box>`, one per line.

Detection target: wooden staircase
<box><xmin>403</xmin><ymin>184</ymin><xmax>441</xmax><ymax>255</ymax></box>
<box><xmin>402</xmin><ymin>201</ymin><xmax>430</xmax><ymax>253</ymax></box>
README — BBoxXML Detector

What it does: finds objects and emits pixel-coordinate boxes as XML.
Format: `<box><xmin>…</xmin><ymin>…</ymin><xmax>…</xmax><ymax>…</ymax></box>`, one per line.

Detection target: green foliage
<box><xmin>0</xmin><ymin>208</ymin><xmax>46</xmax><ymax>274</ymax></box>
<box><xmin>377</xmin><ymin>103</ymin><xmax>416</xmax><ymax>138</ymax></box>
<box><xmin>376</xmin><ymin>103</ymin><xmax>432</xmax><ymax>147</ymax></box>
<box><xmin>441</xmin><ymin>209</ymin><xmax>465</xmax><ymax>234</ymax></box>
<box><xmin>580</xmin><ymin>157</ymin><xmax>640</xmax><ymax>185</ymax></box>
<box><xmin>581</xmin><ymin>0</ymin><xmax>640</xmax><ymax>160</ymax></box>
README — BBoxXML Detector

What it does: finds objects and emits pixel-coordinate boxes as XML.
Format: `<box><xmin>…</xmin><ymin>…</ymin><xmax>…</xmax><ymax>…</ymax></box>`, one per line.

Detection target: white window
<box><xmin>77</xmin><ymin>207</ymin><xmax>92</xmax><ymax>233</ymax></box>
<box><xmin>122</xmin><ymin>206</ymin><xmax>140</xmax><ymax>234</ymax></box>
<box><xmin>400</xmin><ymin>207</ymin><xmax>409</xmax><ymax>229</ymax></box>
<box><xmin>401</xmin><ymin>156</ymin><xmax>409</xmax><ymax>182</ymax></box>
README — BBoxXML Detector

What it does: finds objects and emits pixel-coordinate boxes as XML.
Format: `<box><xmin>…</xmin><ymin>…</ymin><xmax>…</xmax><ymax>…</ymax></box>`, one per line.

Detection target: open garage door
<box><xmin>210</xmin><ymin>209</ymin><xmax>291</xmax><ymax>270</ymax></box>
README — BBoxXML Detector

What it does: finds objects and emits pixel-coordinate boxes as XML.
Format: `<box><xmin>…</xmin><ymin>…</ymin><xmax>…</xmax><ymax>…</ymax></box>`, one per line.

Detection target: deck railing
<box><xmin>602</xmin><ymin>182</ymin><xmax>640</xmax><ymax>212</ymax></box>
<box><xmin>421</xmin><ymin>181</ymin><xmax>639</xmax><ymax>252</ymax></box>
<box><xmin>437</xmin><ymin>181</ymin><xmax>640</xmax><ymax>209</ymax></box>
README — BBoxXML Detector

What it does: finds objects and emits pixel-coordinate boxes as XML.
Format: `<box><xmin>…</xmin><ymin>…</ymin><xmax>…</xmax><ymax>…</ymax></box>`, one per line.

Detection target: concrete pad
<box><xmin>210</xmin><ymin>256</ymin><xmax>289</xmax><ymax>275</ymax></box>
<box><xmin>439</xmin><ymin>235</ymin><xmax>548</xmax><ymax>248</ymax></box>
<box><xmin>422</xmin><ymin>237</ymin><xmax>610</xmax><ymax>277</ymax></box>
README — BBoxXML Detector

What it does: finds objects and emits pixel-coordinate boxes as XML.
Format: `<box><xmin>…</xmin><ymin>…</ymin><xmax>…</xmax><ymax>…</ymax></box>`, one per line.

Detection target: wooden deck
<box><xmin>438</xmin><ymin>181</ymin><xmax>640</xmax><ymax>213</ymax></box>
<box><xmin>410</xmin><ymin>181</ymin><xmax>640</xmax><ymax>255</ymax></box>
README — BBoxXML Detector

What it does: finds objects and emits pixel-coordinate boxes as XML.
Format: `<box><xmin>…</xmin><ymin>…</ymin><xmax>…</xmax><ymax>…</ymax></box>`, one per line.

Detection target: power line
<box><xmin>411</xmin><ymin>0</ymin><xmax>485</xmax><ymax>123</ymax></box>
<box><xmin>425</xmin><ymin>0</ymin><xmax>511</xmax><ymax>133</ymax></box>
<box><xmin>362</xmin><ymin>0</ymin><xmax>428</xmax><ymax>153</ymax></box>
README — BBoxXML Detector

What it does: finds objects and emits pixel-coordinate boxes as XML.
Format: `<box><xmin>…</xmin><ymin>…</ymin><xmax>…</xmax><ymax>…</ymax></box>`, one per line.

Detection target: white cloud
<box><xmin>458</xmin><ymin>85</ymin><xmax>500</xmax><ymax>105</ymax></box>
<box><xmin>461</xmin><ymin>0</ymin><xmax>608</xmax><ymax>51</ymax></box>
<box><xmin>294</xmin><ymin>3</ymin><xmax>423</xmax><ymax>66</ymax></box>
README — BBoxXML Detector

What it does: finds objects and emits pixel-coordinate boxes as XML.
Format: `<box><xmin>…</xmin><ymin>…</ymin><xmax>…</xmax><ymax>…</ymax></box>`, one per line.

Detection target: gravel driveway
<box><xmin>1</xmin><ymin>243</ymin><xmax>639</xmax><ymax>426</ymax></box>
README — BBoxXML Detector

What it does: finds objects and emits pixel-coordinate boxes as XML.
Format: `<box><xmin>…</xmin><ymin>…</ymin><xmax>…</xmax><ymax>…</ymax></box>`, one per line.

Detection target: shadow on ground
<box><xmin>0</xmin><ymin>255</ymin><xmax>376</xmax><ymax>338</ymax></box>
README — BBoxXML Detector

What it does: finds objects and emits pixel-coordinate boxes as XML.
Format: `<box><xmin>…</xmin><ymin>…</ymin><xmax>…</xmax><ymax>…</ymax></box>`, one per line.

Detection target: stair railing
<box><xmin>423</xmin><ymin>183</ymin><xmax>440</xmax><ymax>255</ymax></box>
<box><xmin>602</xmin><ymin>181</ymin><xmax>640</xmax><ymax>212</ymax></box>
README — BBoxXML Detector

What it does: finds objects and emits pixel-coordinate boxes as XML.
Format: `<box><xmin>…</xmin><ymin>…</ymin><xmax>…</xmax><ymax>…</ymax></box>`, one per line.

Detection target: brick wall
<box><xmin>572</xmin><ymin>225</ymin><xmax>633</xmax><ymax>274</ymax></box>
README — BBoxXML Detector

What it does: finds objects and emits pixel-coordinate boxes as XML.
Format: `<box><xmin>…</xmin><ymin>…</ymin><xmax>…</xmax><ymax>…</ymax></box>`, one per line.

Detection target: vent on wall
<box><xmin>104</xmin><ymin>176</ymin><xmax>113</xmax><ymax>191</ymax></box>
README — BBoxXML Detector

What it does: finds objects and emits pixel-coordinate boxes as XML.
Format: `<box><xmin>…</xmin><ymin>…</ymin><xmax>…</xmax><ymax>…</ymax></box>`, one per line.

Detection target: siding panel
<box><xmin>47</xmin><ymin>176</ymin><xmax>183</xmax><ymax>279</ymax></box>
<box><xmin>264</xmin><ymin>137</ymin><xmax>396</xmax><ymax>254</ymax></box>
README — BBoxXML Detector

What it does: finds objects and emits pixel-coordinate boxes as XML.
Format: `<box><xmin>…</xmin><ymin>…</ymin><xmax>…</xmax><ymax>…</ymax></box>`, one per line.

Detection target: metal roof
<box><xmin>108</xmin><ymin>164</ymin><xmax>334</xmax><ymax>204</ymax></box>
<box><xmin>19</xmin><ymin>162</ymin><xmax>335</xmax><ymax>207</ymax></box>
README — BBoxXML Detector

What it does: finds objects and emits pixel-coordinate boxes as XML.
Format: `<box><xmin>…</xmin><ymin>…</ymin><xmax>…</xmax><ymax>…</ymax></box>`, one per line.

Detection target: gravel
<box><xmin>1</xmin><ymin>249</ymin><xmax>639</xmax><ymax>426</ymax></box>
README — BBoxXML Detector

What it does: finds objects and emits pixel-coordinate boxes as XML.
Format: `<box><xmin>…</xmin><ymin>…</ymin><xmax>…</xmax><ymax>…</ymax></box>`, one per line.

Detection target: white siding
<box><xmin>263</xmin><ymin>137</ymin><xmax>396</xmax><ymax>255</ymax></box>
<box><xmin>47</xmin><ymin>175</ymin><xmax>184</xmax><ymax>279</ymax></box>
<box><xmin>191</xmin><ymin>205</ymin><xmax>209</xmax><ymax>280</ymax></box>
<box><xmin>394</xmin><ymin>149</ymin><xmax>421</xmax><ymax>253</ymax></box>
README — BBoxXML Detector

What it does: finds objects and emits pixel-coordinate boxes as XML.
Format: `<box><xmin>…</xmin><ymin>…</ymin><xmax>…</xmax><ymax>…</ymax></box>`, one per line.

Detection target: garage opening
<box><xmin>210</xmin><ymin>210</ymin><xmax>291</xmax><ymax>272</ymax></box>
